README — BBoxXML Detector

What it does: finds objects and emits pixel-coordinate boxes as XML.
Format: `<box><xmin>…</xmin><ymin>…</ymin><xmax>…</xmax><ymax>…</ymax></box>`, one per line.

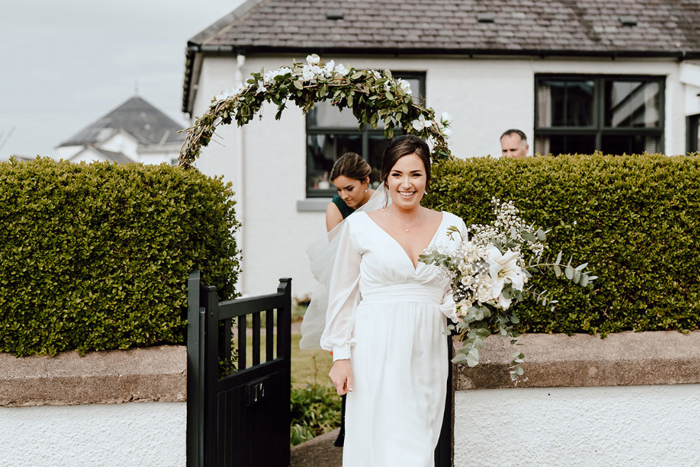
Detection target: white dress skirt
<box><xmin>320</xmin><ymin>211</ymin><xmax>466</xmax><ymax>467</ymax></box>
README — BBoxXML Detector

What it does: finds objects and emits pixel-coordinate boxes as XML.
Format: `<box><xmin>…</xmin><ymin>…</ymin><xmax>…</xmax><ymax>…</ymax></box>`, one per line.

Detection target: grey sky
<box><xmin>0</xmin><ymin>0</ymin><xmax>242</xmax><ymax>159</ymax></box>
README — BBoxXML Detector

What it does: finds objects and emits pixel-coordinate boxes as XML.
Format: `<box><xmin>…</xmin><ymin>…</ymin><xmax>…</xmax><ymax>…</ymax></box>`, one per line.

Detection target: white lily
<box><xmin>411</xmin><ymin>114</ymin><xmax>428</xmax><ymax>131</ymax></box>
<box><xmin>486</xmin><ymin>245</ymin><xmax>525</xmax><ymax>308</ymax></box>
<box><xmin>426</xmin><ymin>135</ymin><xmax>436</xmax><ymax>152</ymax></box>
<box><xmin>440</xmin><ymin>112</ymin><xmax>453</xmax><ymax>126</ymax></box>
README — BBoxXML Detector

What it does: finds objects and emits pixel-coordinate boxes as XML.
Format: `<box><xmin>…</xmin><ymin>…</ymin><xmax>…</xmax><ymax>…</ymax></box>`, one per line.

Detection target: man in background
<box><xmin>500</xmin><ymin>129</ymin><xmax>529</xmax><ymax>158</ymax></box>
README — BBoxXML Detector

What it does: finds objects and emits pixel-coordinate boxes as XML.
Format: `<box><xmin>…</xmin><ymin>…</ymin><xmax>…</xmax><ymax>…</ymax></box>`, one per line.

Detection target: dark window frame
<box><xmin>687</xmin><ymin>113</ymin><xmax>700</xmax><ymax>154</ymax></box>
<box><xmin>534</xmin><ymin>74</ymin><xmax>665</xmax><ymax>155</ymax></box>
<box><xmin>306</xmin><ymin>72</ymin><xmax>426</xmax><ymax>198</ymax></box>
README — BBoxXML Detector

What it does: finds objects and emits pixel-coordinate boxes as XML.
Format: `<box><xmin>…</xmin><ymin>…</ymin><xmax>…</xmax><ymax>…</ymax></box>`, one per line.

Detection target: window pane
<box><xmin>601</xmin><ymin>135</ymin><xmax>661</xmax><ymax>154</ymax></box>
<box><xmin>367</xmin><ymin>135</ymin><xmax>391</xmax><ymax>187</ymax></box>
<box><xmin>537</xmin><ymin>80</ymin><xmax>565</xmax><ymax>127</ymax></box>
<box><xmin>307</xmin><ymin>104</ymin><xmax>359</xmax><ymax>129</ymax></box>
<box><xmin>403</xmin><ymin>77</ymin><xmax>423</xmax><ymax>103</ymax></box>
<box><xmin>537</xmin><ymin>80</ymin><xmax>593</xmax><ymax>127</ymax></box>
<box><xmin>534</xmin><ymin>134</ymin><xmax>596</xmax><ymax>156</ymax></box>
<box><xmin>604</xmin><ymin>81</ymin><xmax>660</xmax><ymax>128</ymax></box>
<box><xmin>306</xmin><ymin>134</ymin><xmax>362</xmax><ymax>194</ymax></box>
<box><xmin>567</xmin><ymin>81</ymin><xmax>595</xmax><ymax>126</ymax></box>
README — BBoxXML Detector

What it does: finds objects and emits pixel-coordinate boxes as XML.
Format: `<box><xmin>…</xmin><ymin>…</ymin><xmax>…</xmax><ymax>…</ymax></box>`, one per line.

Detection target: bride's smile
<box><xmin>387</xmin><ymin>153</ymin><xmax>427</xmax><ymax>209</ymax></box>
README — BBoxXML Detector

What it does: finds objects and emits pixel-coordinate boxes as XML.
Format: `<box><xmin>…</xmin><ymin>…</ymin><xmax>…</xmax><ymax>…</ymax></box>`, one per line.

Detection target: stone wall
<box><xmin>452</xmin><ymin>331</ymin><xmax>700</xmax><ymax>466</ymax></box>
<box><xmin>0</xmin><ymin>346</ymin><xmax>187</xmax><ymax>467</ymax></box>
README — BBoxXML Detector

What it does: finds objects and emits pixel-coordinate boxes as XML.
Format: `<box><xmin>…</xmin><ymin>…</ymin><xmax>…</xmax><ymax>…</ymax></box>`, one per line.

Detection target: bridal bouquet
<box><xmin>419</xmin><ymin>199</ymin><xmax>595</xmax><ymax>381</ymax></box>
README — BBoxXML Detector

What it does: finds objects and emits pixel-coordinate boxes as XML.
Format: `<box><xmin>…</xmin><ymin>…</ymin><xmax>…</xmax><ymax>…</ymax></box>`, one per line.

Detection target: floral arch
<box><xmin>177</xmin><ymin>54</ymin><xmax>453</xmax><ymax>168</ymax></box>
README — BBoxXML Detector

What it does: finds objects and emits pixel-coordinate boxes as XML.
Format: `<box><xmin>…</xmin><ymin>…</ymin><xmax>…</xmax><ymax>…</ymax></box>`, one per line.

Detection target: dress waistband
<box><xmin>360</xmin><ymin>283</ymin><xmax>443</xmax><ymax>306</ymax></box>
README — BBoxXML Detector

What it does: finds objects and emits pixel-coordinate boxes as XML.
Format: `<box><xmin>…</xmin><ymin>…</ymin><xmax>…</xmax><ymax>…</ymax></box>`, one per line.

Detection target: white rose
<box><xmin>334</xmin><ymin>63</ymin><xmax>349</xmax><ymax>76</ymax></box>
<box><xmin>397</xmin><ymin>78</ymin><xmax>413</xmax><ymax>95</ymax></box>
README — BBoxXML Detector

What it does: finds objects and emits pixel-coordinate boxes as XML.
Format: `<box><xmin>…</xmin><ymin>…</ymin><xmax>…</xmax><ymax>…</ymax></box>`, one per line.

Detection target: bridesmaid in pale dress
<box><xmin>325</xmin><ymin>152</ymin><xmax>375</xmax><ymax>447</ymax></box>
<box><xmin>322</xmin><ymin>135</ymin><xmax>466</xmax><ymax>466</ymax></box>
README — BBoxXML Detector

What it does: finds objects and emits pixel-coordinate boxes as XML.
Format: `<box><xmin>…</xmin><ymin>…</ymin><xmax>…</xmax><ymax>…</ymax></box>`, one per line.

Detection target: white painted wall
<box><xmin>55</xmin><ymin>145</ymin><xmax>84</xmax><ymax>160</ymax></box>
<box><xmin>192</xmin><ymin>54</ymin><xmax>688</xmax><ymax>297</ymax></box>
<box><xmin>69</xmin><ymin>146</ymin><xmax>109</xmax><ymax>164</ymax></box>
<box><xmin>454</xmin><ymin>384</ymin><xmax>700</xmax><ymax>466</ymax></box>
<box><xmin>0</xmin><ymin>402</ymin><xmax>186</xmax><ymax>467</ymax></box>
<box><xmin>100</xmin><ymin>131</ymin><xmax>139</xmax><ymax>159</ymax></box>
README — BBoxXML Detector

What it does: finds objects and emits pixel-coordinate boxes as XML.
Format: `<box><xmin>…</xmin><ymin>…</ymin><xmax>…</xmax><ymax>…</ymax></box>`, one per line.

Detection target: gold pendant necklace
<box><xmin>389</xmin><ymin>209</ymin><xmax>421</xmax><ymax>233</ymax></box>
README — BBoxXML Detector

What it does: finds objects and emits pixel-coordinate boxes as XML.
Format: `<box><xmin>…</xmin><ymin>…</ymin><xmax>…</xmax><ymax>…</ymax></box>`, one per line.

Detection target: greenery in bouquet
<box><xmin>419</xmin><ymin>198</ymin><xmax>596</xmax><ymax>381</ymax></box>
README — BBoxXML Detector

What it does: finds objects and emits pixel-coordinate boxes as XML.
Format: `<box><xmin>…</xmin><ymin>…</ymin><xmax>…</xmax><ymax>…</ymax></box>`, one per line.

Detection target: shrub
<box><xmin>0</xmin><ymin>157</ymin><xmax>240</xmax><ymax>356</ymax></box>
<box><xmin>290</xmin><ymin>383</ymin><xmax>342</xmax><ymax>446</ymax></box>
<box><xmin>424</xmin><ymin>153</ymin><xmax>700</xmax><ymax>335</ymax></box>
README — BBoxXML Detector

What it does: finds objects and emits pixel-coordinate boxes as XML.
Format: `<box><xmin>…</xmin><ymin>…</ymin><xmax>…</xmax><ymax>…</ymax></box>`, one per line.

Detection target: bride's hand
<box><xmin>329</xmin><ymin>359</ymin><xmax>353</xmax><ymax>396</ymax></box>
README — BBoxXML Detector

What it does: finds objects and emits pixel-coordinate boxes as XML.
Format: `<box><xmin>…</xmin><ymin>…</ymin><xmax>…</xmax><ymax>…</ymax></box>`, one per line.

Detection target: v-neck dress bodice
<box><xmin>320</xmin><ymin>210</ymin><xmax>467</xmax><ymax>467</ymax></box>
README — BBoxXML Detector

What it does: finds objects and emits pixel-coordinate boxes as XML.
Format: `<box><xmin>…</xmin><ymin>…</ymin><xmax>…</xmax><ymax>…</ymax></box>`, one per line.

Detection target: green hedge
<box><xmin>425</xmin><ymin>153</ymin><xmax>700</xmax><ymax>335</ymax></box>
<box><xmin>0</xmin><ymin>158</ymin><xmax>240</xmax><ymax>356</ymax></box>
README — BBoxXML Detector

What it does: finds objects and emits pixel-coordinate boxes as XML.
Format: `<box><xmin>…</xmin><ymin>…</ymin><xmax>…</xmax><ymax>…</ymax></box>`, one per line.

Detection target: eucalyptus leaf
<box><xmin>452</xmin><ymin>353</ymin><xmax>468</xmax><ymax>364</ymax></box>
<box><xmin>565</xmin><ymin>265</ymin><xmax>574</xmax><ymax>280</ymax></box>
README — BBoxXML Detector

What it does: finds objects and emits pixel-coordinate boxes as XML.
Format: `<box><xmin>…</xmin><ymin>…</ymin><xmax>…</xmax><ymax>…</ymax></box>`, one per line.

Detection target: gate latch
<box><xmin>245</xmin><ymin>377</ymin><xmax>269</xmax><ymax>407</ymax></box>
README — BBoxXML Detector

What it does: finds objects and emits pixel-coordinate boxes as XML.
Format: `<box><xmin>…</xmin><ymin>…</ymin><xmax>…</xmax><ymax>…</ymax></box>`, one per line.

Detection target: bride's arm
<box><xmin>320</xmin><ymin>219</ymin><xmax>361</xmax><ymax>394</ymax></box>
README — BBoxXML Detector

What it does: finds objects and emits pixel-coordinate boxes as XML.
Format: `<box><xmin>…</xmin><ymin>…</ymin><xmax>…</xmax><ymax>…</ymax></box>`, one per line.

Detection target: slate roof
<box><xmin>189</xmin><ymin>0</ymin><xmax>700</xmax><ymax>55</ymax></box>
<box><xmin>79</xmin><ymin>145</ymin><xmax>135</xmax><ymax>165</ymax></box>
<box><xmin>183</xmin><ymin>0</ymin><xmax>700</xmax><ymax>111</ymax></box>
<box><xmin>59</xmin><ymin>96</ymin><xmax>185</xmax><ymax>148</ymax></box>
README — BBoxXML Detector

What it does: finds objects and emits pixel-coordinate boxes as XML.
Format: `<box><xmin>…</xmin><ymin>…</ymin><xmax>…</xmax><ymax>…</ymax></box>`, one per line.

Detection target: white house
<box><xmin>181</xmin><ymin>0</ymin><xmax>700</xmax><ymax>297</ymax></box>
<box><xmin>56</xmin><ymin>96</ymin><xmax>186</xmax><ymax>165</ymax></box>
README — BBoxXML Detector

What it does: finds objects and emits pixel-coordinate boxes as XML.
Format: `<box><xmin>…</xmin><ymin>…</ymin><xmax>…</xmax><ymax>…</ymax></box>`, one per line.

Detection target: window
<box><xmin>535</xmin><ymin>75</ymin><xmax>664</xmax><ymax>156</ymax></box>
<box><xmin>687</xmin><ymin>114</ymin><xmax>700</xmax><ymax>154</ymax></box>
<box><xmin>306</xmin><ymin>72</ymin><xmax>425</xmax><ymax>197</ymax></box>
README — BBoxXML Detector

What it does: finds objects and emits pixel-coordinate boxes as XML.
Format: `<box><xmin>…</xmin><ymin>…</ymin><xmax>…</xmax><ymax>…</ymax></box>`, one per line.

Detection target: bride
<box><xmin>320</xmin><ymin>135</ymin><xmax>466</xmax><ymax>466</ymax></box>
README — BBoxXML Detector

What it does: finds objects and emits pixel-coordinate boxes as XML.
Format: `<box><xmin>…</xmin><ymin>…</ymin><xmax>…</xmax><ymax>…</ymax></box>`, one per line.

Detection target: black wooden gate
<box><xmin>187</xmin><ymin>271</ymin><xmax>292</xmax><ymax>467</ymax></box>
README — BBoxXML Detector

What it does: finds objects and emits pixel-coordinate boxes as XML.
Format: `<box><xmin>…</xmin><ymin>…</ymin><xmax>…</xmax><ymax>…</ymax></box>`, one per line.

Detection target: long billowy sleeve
<box><xmin>320</xmin><ymin>219</ymin><xmax>361</xmax><ymax>361</ymax></box>
<box><xmin>439</xmin><ymin>216</ymin><xmax>468</xmax><ymax>323</ymax></box>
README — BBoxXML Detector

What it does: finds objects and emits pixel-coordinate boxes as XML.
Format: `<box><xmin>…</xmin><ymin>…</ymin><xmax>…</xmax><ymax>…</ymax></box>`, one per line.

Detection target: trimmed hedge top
<box><xmin>0</xmin><ymin>158</ymin><xmax>240</xmax><ymax>356</ymax></box>
<box><xmin>425</xmin><ymin>153</ymin><xmax>700</xmax><ymax>335</ymax></box>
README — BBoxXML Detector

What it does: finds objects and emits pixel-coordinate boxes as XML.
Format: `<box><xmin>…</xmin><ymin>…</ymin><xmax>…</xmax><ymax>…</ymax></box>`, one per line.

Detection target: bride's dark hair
<box><xmin>380</xmin><ymin>135</ymin><xmax>431</xmax><ymax>187</ymax></box>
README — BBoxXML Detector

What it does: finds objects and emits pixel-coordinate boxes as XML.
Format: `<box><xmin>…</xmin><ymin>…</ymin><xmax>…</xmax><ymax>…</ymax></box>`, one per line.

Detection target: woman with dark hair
<box><xmin>321</xmin><ymin>135</ymin><xmax>466</xmax><ymax>466</ymax></box>
<box><xmin>323</xmin><ymin>152</ymin><xmax>374</xmax><ymax>447</ymax></box>
<box><xmin>326</xmin><ymin>152</ymin><xmax>375</xmax><ymax>231</ymax></box>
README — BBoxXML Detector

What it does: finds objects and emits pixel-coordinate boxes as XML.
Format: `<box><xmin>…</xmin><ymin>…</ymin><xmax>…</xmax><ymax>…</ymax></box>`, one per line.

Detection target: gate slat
<box><xmin>252</xmin><ymin>312</ymin><xmax>260</xmax><ymax>366</ymax></box>
<box><xmin>218</xmin><ymin>295</ymin><xmax>286</xmax><ymax>320</ymax></box>
<box><xmin>237</xmin><ymin>313</ymin><xmax>247</xmax><ymax>371</ymax></box>
<box><xmin>266</xmin><ymin>309</ymin><xmax>274</xmax><ymax>362</ymax></box>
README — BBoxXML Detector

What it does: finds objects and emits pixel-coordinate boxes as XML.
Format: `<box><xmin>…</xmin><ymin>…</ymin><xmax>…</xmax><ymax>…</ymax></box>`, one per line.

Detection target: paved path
<box><xmin>290</xmin><ymin>428</ymin><xmax>342</xmax><ymax>467</ymax></box>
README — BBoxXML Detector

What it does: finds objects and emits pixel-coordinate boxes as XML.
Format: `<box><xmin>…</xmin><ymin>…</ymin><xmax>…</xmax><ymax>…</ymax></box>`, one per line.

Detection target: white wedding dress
<box><xmin>320</xmin><ymin>210</ymin><xmax>466</xmax><ymax>467</ymax></box>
